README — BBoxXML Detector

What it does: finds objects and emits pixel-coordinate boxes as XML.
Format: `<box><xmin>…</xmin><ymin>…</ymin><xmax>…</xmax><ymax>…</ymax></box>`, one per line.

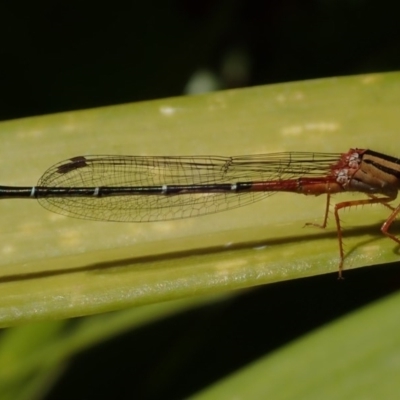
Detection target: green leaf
<box><xmin>191</xmin><ymin>290</ymin><xmax>400</xmax><ymax>399</ymax></box>
<box><xmin>0</xmin><ymin>72</ymin><xmax>399</xmax><ymax>325</ymax></box>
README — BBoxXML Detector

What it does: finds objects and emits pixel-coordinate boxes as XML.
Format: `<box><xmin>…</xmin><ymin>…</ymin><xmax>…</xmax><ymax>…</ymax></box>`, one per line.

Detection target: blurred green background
<box><xmin>1</xmin><ymin>2</ymin><xmax>400</xmax><ymax>399</ymax></box>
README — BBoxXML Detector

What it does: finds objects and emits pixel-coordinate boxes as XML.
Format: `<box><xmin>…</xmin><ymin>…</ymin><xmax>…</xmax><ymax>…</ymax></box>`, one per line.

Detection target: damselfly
<box><xmin>1</xmin><ymin>148</ymin><xmax>399</xmax><ymax>277</ymax></box>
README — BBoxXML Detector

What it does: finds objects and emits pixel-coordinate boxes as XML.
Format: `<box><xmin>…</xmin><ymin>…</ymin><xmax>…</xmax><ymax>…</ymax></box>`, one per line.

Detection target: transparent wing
<box><xmin>37</xmin><ymin>152</ymin><xmax>341</xmax><ymax>222</ymax></box>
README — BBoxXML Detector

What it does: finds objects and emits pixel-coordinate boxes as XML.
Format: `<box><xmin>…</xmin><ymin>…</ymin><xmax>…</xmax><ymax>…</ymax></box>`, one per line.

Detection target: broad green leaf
<box><xmin>191</xmin><ymin>289</ymin><xmax>400</xmax><ymax>400</ymax></box>
<box><xmin>0</xmin><ymin>72</ymin><xmax>399</xmax><ymax>325</ymax></box>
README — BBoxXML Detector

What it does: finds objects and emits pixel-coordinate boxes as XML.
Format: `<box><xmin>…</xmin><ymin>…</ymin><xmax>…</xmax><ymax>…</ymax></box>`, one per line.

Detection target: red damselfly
<box><xmin>1</xmin><ymin>148</ymin><xmax>399</xmax><ymax>277</ymax></box>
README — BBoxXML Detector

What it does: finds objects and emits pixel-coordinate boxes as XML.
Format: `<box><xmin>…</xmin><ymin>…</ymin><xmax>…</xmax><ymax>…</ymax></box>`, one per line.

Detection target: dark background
<box><xmin>1</xmin><ymin>1</ymin><xmax>400</xmax><ymax>121</ymax></box>
<box><xmin>2</xmin><ymin>1</ymin><xmax>400</xmax><ymax>399</ymax></box>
